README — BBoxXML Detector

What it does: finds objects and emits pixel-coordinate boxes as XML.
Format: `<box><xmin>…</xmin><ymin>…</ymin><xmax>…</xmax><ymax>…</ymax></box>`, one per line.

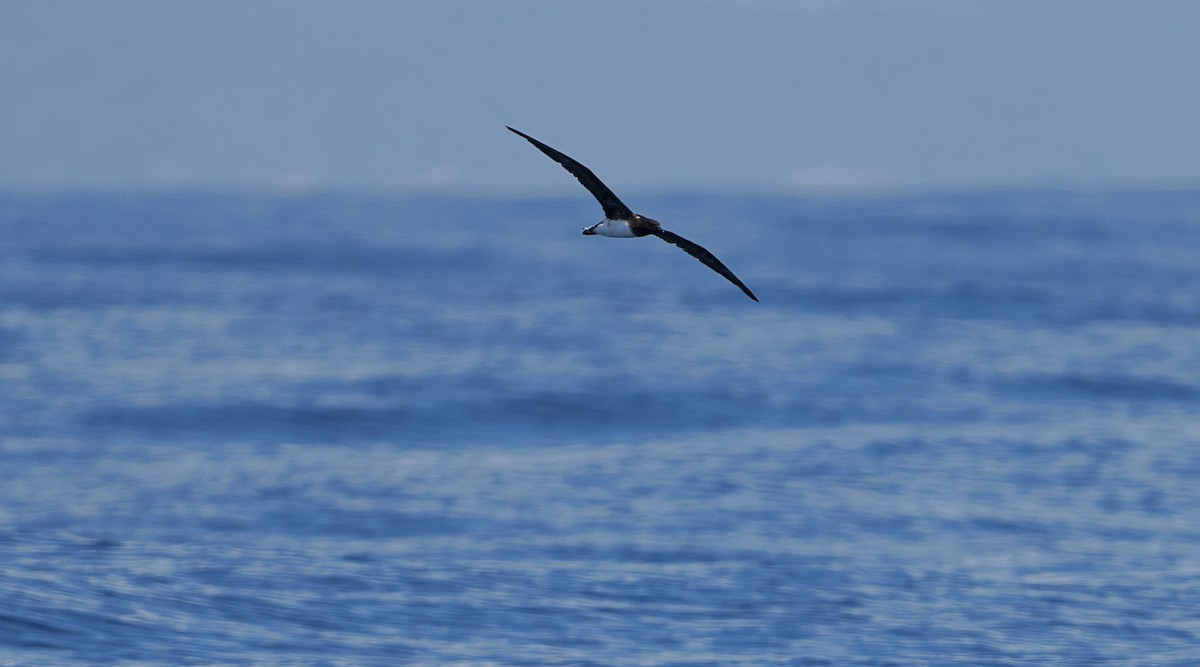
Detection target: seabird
<box><xmin>507</xmin><ymin>126</ymin><xmax>758</xmax><ymax>302</ymax></box>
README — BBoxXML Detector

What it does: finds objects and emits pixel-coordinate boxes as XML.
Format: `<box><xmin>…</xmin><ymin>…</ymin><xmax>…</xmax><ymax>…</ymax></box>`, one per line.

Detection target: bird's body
<box><xmin>584</xmin><ymin>218</ymin><xmax>640</xmax><ymax>238</ymax></box>
<box><xmin>584</xmin><ymin>213</ymin><xmax>662</xmax><ymax>238</ymax></box>
<box><xmin>507</xmin><ymin>126</ymin><xmax>758</xmax><ymax>301</ymax></box>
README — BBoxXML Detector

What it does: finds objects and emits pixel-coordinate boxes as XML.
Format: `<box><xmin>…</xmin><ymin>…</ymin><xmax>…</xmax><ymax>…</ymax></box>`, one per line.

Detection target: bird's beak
<box><xmin>582</xmin><ymin>222</ymin><xmax>599</xmax><ymax>235</ymax></box>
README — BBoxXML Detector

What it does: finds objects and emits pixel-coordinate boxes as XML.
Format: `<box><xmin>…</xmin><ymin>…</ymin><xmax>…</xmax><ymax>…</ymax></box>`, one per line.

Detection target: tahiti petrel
<box><xmin>507</xmin><ymin>127</ymin><xmax>758</xmax><ymax>302</ymax></box>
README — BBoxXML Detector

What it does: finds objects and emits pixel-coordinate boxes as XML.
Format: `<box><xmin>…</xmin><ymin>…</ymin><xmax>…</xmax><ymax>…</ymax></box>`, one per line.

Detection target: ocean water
<box><xmin>1</xmin><ymin>189</ymin><xmax>1199</xmax><ymax>665</ymax></box>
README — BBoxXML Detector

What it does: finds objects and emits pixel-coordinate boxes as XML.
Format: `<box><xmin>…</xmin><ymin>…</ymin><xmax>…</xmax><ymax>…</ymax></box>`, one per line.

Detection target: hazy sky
<box><xmin>3</xmin><ymin>1</ymin><xmax>1199</xmax><ymax>193</ymax></box>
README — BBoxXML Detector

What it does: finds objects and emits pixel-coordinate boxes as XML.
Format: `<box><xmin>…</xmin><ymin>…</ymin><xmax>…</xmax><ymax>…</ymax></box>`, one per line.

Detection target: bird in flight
<box><xmin>507</xmin><ymin>126</ymin><xmax>758</xmax><ymax>302</ymax></box>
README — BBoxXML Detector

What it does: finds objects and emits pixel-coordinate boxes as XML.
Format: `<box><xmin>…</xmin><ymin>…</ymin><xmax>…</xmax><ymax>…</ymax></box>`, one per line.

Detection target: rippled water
<box><xmin>1</xmin><ymin>190</ymin><xmax>1199</xmax><ymax>665</ymax></box>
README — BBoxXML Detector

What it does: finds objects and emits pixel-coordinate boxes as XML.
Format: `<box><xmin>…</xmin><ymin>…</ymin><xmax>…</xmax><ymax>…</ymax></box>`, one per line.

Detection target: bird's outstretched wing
<box><xmin>507</xmin><ymin>126</ymin><xmax>634</xmax><ymax>220</ymax></box>
<box><xmin>651</xmin><ymin>229</ymin><xmax>759</xmax><ymax>302</ymax></box>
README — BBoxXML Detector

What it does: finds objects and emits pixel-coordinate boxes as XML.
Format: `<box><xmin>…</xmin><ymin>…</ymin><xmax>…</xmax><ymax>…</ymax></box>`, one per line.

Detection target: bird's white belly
<box><xmin>594</xmin><ymin>219</ymin><xmax>637</xmax><ymax>237</ymax></box>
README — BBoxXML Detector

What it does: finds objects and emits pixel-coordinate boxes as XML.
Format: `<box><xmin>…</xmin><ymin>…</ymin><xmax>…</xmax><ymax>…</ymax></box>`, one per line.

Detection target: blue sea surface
<box><xmin>1</xmin><ymin>190</ymin><xmax>1199</xmax><ymax>665</ymax></box>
